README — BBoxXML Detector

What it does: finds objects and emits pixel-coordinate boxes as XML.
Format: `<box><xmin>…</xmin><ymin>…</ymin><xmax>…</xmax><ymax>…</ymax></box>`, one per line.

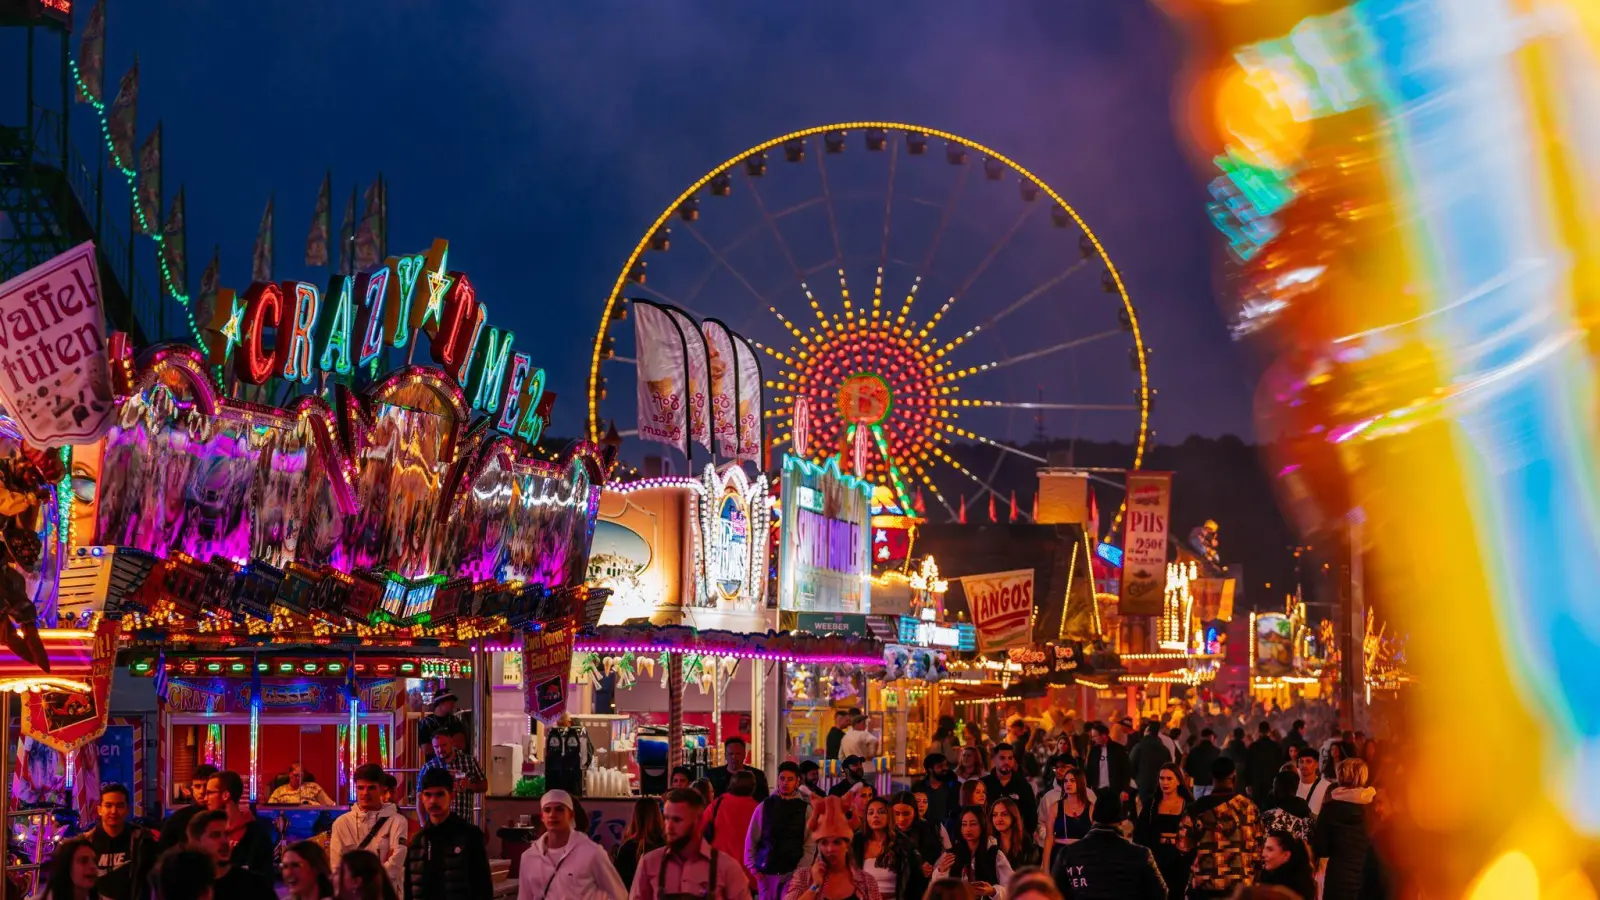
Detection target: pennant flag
<box><xmin>152</xmin><ymin>649</ymin><xmax>168</xmax><ymax>708</ymax></box>
<box><xmin>914</xmin><ymin>487</ymin><xmax>926</xmax><ymax>516</ymax></box>
<box><xmin>196</xmin><ymin>246</ymin><xmax>219</xmax><ymax>327</ymax></box>
<box><xmin>700</xmin><ymin>319</ymin><xmax>740</xmax><ymax>457</ymax></box>
<box><xmin>107</xmin><ymin>61</ymin><xmax>138</xmax><ymax>169</ymax></box>
<box><xmin>337</xmin><ymin>186</ymin><xmax>356</xmax><ymax>276</ymax></box>
<box><xmin>135</xmin><ymin>123</ymin><xmax>161</xmax><ymax>235</ymax></box>
<box><xmin>959</xmin><ymin>495</ymin><xmax>967</xmax><ymax>524</ymax></box>
<box><xmin>731</xmin><ymin>332</ymin><xmax>764</xmax><ymax>462</ymax></box>
<box><xmin>354</xmin><ymin>177</ymin><xmax>382</xmax><ymax>271</ymax></box>
<box><xmin>76</xmin><ymin>0</ymin><xmax>106</xmax><ymax>105</ymax></box>
<box><xmin>305</xmin><ymin>171</ymin><xmax>331</xmax><ymax>267</ymax></box>
<box><xmin>987</xmin><ymin>493</ymin><xmax>997</xmax><ymax>523</ymax></box>
<box><xmin>251</xmin><ymin>195</ymin><xmax>274</xmax><ymax>283</ymax></box>
<box><xmin>660</xmin><ymin>305</ymin><xmax>712</xmax><ymax>454</ymax></box>
<box><xmin>1009</xmin><ymin>490</ymin><xmax>1018</xmax><ymax>523</ymax></box>
<box><xmin>162</xmin><ymin>186</ymin><xmax>187</xmax><ymax>292</ymax></box>
<box><xmin>632</xmin><ymin>300</ymin><xmax>691</xmax><ymax>456</ymax></box>
<box><xmin>1087</xmin><ymin>487</ymin><xmax>1100</xmax><ymax>542</ymax></box>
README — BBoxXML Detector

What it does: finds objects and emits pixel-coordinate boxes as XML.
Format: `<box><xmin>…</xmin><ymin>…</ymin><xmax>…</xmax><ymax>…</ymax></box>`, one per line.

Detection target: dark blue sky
<box><xmin>47</xmin><ymin>0</ymin><xmax>1256</xmax><ymax>443</ymax></box>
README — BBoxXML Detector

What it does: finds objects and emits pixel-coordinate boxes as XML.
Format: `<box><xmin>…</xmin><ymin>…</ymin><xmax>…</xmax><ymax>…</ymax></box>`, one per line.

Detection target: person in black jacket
<box><xmin>1259</xmin><ymin>829</ymin><xmax>1317</xmax><ymax>900</ymax></box>
<box><xmin>1313</xmin><ymin>759</ymin><xmax>1377</xmax><ymax>900</ymax></box>
<box><xmin>1053</xmin><ymin>792</ymin><xmax>1167</xmax><ymax>899</ymax></box>
<box><xmin>706</xmin><ymin>736</ymin><xmax>770</xmax><ymax>800</ymax></box>
<box><xmin>1222</xmin><ymin>728</ymin><xmax>1249</xmax><ymax>785</ymax></box>
<box><xmin>1244</xmin><ymin>721</ymin><xmax>1283</xmax><ymax>803</ymax></box>
<box><xmin>1183</xmin><ymin>730</ymin><xmax>1220</xmax><ymax>799</ymax></box>
<box><xmin>909</xmin><ymin>754</ymin><xmax>959</xmax><ymax>833</ymax></box>
<box><xmin>188</xmin><ymin>811</ymin><xmax>275</xmax><ymax>900</ymax></box>
<box><xmin>1084</xmin><ymin>723</ymin><xmax>1132</xmax><ymax>814</ymax></box>
<box><xmin>980</xmin><ymin>745</ymin><xmax>1039</xmax><ymax>837</ymax></box>
<box><xmin>86</xmin><ymin>784</ymin><xmax>157</xmax><ymax>900</ymax></box>
<box><xmin>1128</xmin><ymin>724</ymin><xmax>1173</xmax><ymax>809</ymax></box>
<box><xmin>154</xmin><ymin>764</ymin><xmax>217</xmax><ymax>858</ymax></box>
<box><xmin>406</xmin><ymin>768</ymin><xmax>492</xmax><ymax>900</ymax></box>
<box><xmin>203</xmin><ymin>772</ymin><xmax>276</xmax><ymax>880</ymax></box>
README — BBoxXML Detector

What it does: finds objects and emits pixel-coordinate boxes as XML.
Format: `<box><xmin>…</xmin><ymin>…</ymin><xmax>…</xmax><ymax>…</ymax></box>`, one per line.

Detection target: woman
<box><xmin>1259</xmin><ymin>770</ymin><xmax>1314</xmax><ymax>848</ymax></box>
<box><xmin>1259</xmin><ymin>830</ymin><xmax>1317</xmax><ymax>900</ymax></box>
<box><xmin>692</xmin><ymin>779</ymin><xmax>715</xmax><ymax>807</ymax></box>
<box><xmin>612</xmin><ymin>796</ymin><xmax>665</xmax><ymax>890</ymax></box>
<box><xmin>281</xmin><ymin>841</ymin><xmax>335</xmax><ymax>900</ymax></box>
<box><xmin>1132</xmin><ymin>764</ymin><xmax>1191</xmax><ymax>900</ymax></box>
<box><xmin>33</xmin><ymin>838</ymin><xmax>98</xmax><ymax>900</ymax></box>
<box><xmin>784</xmin><ymin>797</ymin><xmax>882</xmax><ymax>900</ymax></box>
<box><xmin>923</xmin><ymin>881</ymin><xmax>976</xmax><ymax>900</ymax></box>
<box><xmin>337</xmin><ymin>849</ymin><xmax>399</xmax><ymax>900</ymax></box>
<box><xmin>852</xmin><ymin>797</ymin><xmax>920</xmax><ymax>900</ymax></box>
<box><xmin>959</xmin><ymin>725</ymin><xmax>989</xmax><ymax>771</ymax></box>
<box><xmin>1314</xmin><ymin>758</ymin><xmax>1377</xmax><ymax>900</ymax></box>
<box><xmin>929</xmin><ymin>716</ymin><xmax>962</xmax><ymax>764</ymax></box>
<box><xmin>1038</xmin><ymin>766</ymin><xmax>1092</xmax><ymax>877</ymax></box>
<box><xmin>892</xmin><ymin>792</ymin><xmax>940</xmax><ymax>888</ymax></box>
<box><xmin>933</xmin><ymin>807</ymin><xmax>1013</xmax><ymax>900</ymax></box>
<box><xmin>989</xmin><ymin>798</ymin><xmax>1037</xmax><ymax>870</ymax></box>
<box><xmin>706</xmin><ymin>771</ymin><xmax>762</xmax><ymax>887</ymax></box>
<box><xmin>953</xmin><ymin>746</ymin><xmax>986</xmax><ymax>784</ymax></box>
<box><xmin>1003</xmin><ymin>869</ymin><xmax>1063</xmax><ymax>900</ymax></box>
<box><xmin>942</xmin><ymin>779</ymin><xmax>989</xmax><ymax>848</ymax></box>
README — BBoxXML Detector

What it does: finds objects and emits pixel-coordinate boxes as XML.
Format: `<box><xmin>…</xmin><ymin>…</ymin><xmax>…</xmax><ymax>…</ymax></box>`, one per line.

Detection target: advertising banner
<box><xmin>1120</xmin><ymin>471</ymin><xmax>1173</xmax><ymax>616</ymax></box>
<box><xmin>662</xmin><ymin>306</ymin><xmax>712</xmax><ymax>454</ymax></box>
<box><xmin>961</xmin><ymin>568</ymin><xmax>1035</xmax><ymax>653</ymax></box>
<box><xmin>733</xmin><ymin>334</ymin><xmax>763</xmax><ymax>462</ymax></box>
<box><xmin>1255</xmin><ymin>612</ymin><xmax>1294</xmax><ymax>677</ymax></box>
<box><xmin>22</xmin><ymin>619</ymin><xmax>115</xmax><ymax>753</ymax></box>
<box><xmin>525</xmin><ymin>618</ymin><xmax>576</xmax><ymax>725</ymax></box>
<box><xmin>0</xmin><ymin>242</ymin><xmax>115</xmax><ymax>446</ymax></box>
<box><xmin>1193</xmin><ymin>577</ymin><xmax>1237</xmax><ymax>623</ymax></box>
<box><xmin>632</xmin><ymin>300</ymin><xmax>689</xmax><ymax>454</ymax></box>
<box><xmin>701</xmin><ymin>320</ymin><xmax>740</xmax><ymax>458</ymax></box>
<box><xmin>778</xmin><ymin>455</ymin><xmax>873</xmax><ymax>613</ymax></box>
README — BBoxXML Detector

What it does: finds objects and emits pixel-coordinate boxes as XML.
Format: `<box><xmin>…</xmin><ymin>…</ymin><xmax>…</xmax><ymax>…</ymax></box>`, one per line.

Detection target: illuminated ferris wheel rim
<box><xmin>587</xmin><ymin>121</ymin><xmax>1151</xmax><ymax>523</ymax></box>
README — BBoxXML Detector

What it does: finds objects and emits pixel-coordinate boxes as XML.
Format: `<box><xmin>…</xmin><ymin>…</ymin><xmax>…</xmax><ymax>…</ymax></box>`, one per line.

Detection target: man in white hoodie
<box><xmin>521</xmin><ymin>789</ymin><xmax>627</xmax><ymax>900</ymax></box>
<box><xmin>329</xmin><ymin>763</ymin><xmax>408</xmax><ymax>887</ymax></box>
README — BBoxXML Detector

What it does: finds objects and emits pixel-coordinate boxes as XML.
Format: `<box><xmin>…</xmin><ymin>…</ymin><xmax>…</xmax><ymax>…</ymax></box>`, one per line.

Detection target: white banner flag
<box><xmin>701</xmin><ymin>319</ymin><xmax>740</xmax><ymax>458</ymax></box>
<box><xmin>732</xmin><ymin>333</ymin><xmax>763</xmax><ymax>462</ymax></box>
<box><xmin>961</xmin><ymin>568</ymin><xmax>1036</xmax><ymax>653</ymax></box>
<box><xmin>662</xmin><ymin>306</ymin><xmax>712</xmax><ymax>454</ymax></box>
<box><xmin>632</xmin><ymin>300</ymin><xmax>688</xmax><ymax>454</ymax></box>
<box><xmin>0</xmin><ymin>243</ymin><xmax>115</xmax><ymax>447</ymax></box>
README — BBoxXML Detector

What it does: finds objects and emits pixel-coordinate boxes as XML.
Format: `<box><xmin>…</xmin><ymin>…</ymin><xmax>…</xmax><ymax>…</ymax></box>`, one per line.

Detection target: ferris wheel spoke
<box><xmin>957</xmin><ymin>400</ymin><xmax>1136</xmax><ymax>412</ymax></box>
<box><xmin>933</xmin><ymin>203</ymin><xmax>1040</xmax><ymax>330</ymax></box>
<box><xmin>879</xmin><ymin>138</ymin><xmax>899</xmax><ymax>276</ymax></box>
<box><xmin>815</xmin><ymin>141</ymin><xmax>848</xmax><ymax>284</ymax></box>
<box><xmin>915</xmin><ymin>162</ymin><xmax>973</xmax><ymax>284</ymax></box>
<box><xmin>682</xmin><ymin>222</ymin><xmax>770</xmax><ymax>306</ymax></box>
<box><xmin>970</xmin><ymin>260</ymin><xmax>1090</xmax><ymax>334</ymax></box>
<box><xmin>943</xmin><ymin>328</ymin><xmax>1123</xmax><ymax>380</ymax></box>
<box><xmin>741</xmin><ymin>170</ymin><xmax>808</xmax><ymax>286</ymax></box>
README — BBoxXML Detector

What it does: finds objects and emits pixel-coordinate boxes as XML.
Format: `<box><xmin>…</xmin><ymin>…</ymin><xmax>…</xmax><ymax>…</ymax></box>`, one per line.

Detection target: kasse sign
<box><xmin>961</xmin><ymin>569</ymin><xmax>1035</xmax><ymax>653</ymax></box>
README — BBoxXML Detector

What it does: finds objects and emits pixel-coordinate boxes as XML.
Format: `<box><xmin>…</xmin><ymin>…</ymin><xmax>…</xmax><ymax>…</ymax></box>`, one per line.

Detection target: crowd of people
<box><xmin>36</xmin><ymin>760</ymin><xmax>490</xmax><ymax>900</ymax></box>
<box><xmin>534</xmin><ymin>701</ymin><xmax>1391</xmax><ymax>900</ymax></box>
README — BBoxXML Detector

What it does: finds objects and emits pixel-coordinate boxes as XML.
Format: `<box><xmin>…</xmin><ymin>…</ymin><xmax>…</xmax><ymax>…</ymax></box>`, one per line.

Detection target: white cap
<box><xmin>541</xmin><ymin>789</ymin><xmax>574</xmax><ymax>810</ymax></box>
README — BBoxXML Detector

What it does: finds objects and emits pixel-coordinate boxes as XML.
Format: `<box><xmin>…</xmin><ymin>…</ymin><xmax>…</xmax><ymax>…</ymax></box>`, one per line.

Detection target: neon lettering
<box><xmin>318</xmin><ymin>275</ymin><xmax>355</xmax><ymax>375</ymax></box>
<box><xmin>497</xmin><ymin>353</ymin><xmax>532</xmax><ymax>432</ymax></box>
<box><xmin>468</xmin><ymin>326</ymin><xmax>515</xmax><ymax>413</ymax></box>
<box><xmin>429</xmin><ymin>272</ymin><xmax>478</xmax><ymax>375</ymax></box>
<box><xmin>280</xmin><ymin>282</ymin><xmax>319</xmax><ymax>384</ymax></box>
<box><xmin>514</xmin><ymin>371</ymin><xmax>549</xmax><ymax>442</ymax></box>
<box><xmin>236</xmin><ymin>282</ymin><xmax>283</xmax><ymax>386</ymax></box>
<box><xmin>355</xmin><ymin>267</ymin><xmax>390</xmax><ymax>368</ymax></box>
<box><xmin>384</xmin><ymin>254</ymin><xmax>424</xmax><ymax>348</ymax></box>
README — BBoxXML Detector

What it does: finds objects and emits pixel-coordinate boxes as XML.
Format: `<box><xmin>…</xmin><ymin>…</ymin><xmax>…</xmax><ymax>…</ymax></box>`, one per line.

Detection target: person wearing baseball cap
<box><xmin>519</xmin><ymin>789</ymin><xmax>626</xmax><ymax>900</ymax></box>
<box><xmin>827</xmin><ymin>756</ymin><xmax>868</xmax><ymax>798</ymax></box>
<box><xmin>417</xmin><ymin>692</ymin><xmax>462</xmax><ymax>762</ymax></box>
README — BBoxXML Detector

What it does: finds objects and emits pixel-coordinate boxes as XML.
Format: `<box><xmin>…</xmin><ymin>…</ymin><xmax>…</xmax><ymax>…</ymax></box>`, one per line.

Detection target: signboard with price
<box><xmin>1119</xmin><ymin>471</ymin><xmax>1172</xmax><ymax>616</ymax></box>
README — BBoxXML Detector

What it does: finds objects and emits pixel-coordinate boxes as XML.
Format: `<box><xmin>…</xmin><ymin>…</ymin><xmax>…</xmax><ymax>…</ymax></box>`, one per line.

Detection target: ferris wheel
<box><xmin>589</xmin><ymin>122</ymin><xmax>1150</xmax><ymax>529</ymax></box>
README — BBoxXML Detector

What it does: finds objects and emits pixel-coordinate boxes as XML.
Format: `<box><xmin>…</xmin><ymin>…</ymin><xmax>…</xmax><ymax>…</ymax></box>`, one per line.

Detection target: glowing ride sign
<box><xmin>204</xmin><ymin>238</ymin><xmax>553</xmax><ymax>441</ymax></box>
<box><xmin>778</xmin><ymin>454</ymin><xmax>873</xmax><ymax>614</ymax></box>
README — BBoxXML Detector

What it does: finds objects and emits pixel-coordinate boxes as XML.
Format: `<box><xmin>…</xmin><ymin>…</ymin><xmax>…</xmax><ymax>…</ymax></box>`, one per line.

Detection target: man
<box><xmin>826</xmin><ymin>756</ymin><xmax>866</xmax><ymax>797</ymax></box>
<box><xmin>1179</xmin><ymin>757</ymin><xmax>1260</xmax><ymax>899</ymax></box>
<box><xmin>417</xmin><ymin>725</ymin><xmax>487</xmax><ymax>822</ymax></box>
<box><xmin>204</xmin><ymin>771</ymin><xmax>275</xmax><ymax>878</ymax></box>
<box><xmin>330</xmin><ymin>763</ymin><xmax>409</xmax><ymax>887</ymax></box>
<box><xmin>824</xmin><ymin>709</ymin><xmax>853</xmax><ymax>760</ymax></box>
<box><xmin>632</xmin><ymin>788</ymin><xmax>751</xmax><ymax>900</ymax></box>
<box><xmin>837</xmin><ymin>712</ymin><xmax>879</xmax><ymax>762</ymax></box>
<box><xmin>519</xmin><ymin>788</ymin><xmax>624</xmax><ymax>900</ymax></box>
<box><xmin>408</xmin><ymin>768</ymin><xmax>493</xmax><ymax>900</ymax></box>
<box><xmin>1128</xmin><ymin>723</ymin><xmax>1173</xmax><ymax>809</ymax></box>
<box><xmin>1222</xmin><ymin>727</ymin><xmax>1250</xmax><ymax>785</ymax></box>
<box><xmin>153</xmin><ymin>847</ymin><xmax>216</xmax><ymax>900</ymax></box>
<box><xmin>670</xmin><ymin>766</ymin><xmax>695</xmax><ymax>792</ymax></box>
<box><xmin>1183</xmin><ymin>729</ymin><xmax>1221</xmax><ymax>799</ymax></box>
<box><xmin>707</xmin><ymin>736</ymin><xmax>769</xmax><ymax>800</ymax></box>
<box><xmin>1244</xmin><ymin>720</ymin><xmax>1283</xmax><ymax>803</ymax></box>
<box><xmin>267</xmin><ymin>762</ymin><xmax>336</xmax><ymax>806</ymax></box>
<box><xmin>1118</xmin><ymin>717</ymin><xmax>1137</xmax><ymax>748</ymax></box>
<box><xmin>980</xmin><ymin>744</ymin><xmax>1039</xmax><ymax>836</ymax></box>
<box><xmin>417</xmin><ymin>692</ymin><xmax>461</xmax><ymax>761</ymax></box>
<box><xmin>87</xmin><ymin>783</ymin><xmax>157</xmax><ymax>900</ymax></box>
<box><xmin>1084</xmin><ymin>723</ymin><xmax>1132</xmax><ymax>813</ymax></box>
<box><xmin>743</xmin><ymin>762</ymin><xmax>813</xmax><ymax>900</ymax></box>
<box><xmin>909</xmin><ymin>753</ymin><xmax>958</xmax><ymax>831</ymax></box>
<box><xmin>1053</xmin><ymin>793</ymin><xmax>1167</xmax><ymax>900</ymax></box>
<box><xmin>188</xmin><ymin>809</ymin><xmax>275</xmax><ymax>900</ymax></box>
<box><xmin>797</xmin><ymin>761</ymin><xmax>823</xmax><ymax>799</ymax></box>
<box><xmin>1293</xmin><ymin>752</ymin><xmax>1332</xmax><ymax>816</ymax></box>
<box><xmin>155</xmin><ymin>763</ymin><xmax>217</xmax><ymax>857</ymax></box>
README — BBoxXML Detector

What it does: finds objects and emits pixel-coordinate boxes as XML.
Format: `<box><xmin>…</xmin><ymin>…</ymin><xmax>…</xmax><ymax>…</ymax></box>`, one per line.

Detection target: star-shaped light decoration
<box><xmin>420</xmin><ymin>270</ymin><xmax>452</xmax><ymax>332</ymax></box>
<box><xmin>220</xmin><ymin>293</ymin><xmax>248</xmax><ymax>359</ymax></box>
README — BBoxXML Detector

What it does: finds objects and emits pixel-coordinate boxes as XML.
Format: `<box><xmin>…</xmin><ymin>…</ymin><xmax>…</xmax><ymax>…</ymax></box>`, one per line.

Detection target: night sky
<box><xmin>26</xmin><ymin>1</ymin><xmax>1257</xmax><ymax>448</ymax></box>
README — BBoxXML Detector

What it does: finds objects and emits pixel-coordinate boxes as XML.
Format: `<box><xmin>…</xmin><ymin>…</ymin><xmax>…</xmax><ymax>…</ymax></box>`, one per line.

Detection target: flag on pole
<box><xmin>107</xmin><ymin>60</ymin><xmax>138</xmax><ymax>169</ymax></box>
<box><xmin>76</xmin><ymin>0</ymin><xmax>106</xmax><ymax>105</ymax></box>
<box><xmin>305</xmin><ymin>171</ymin><xmax>331</xmax><ymax>267</ymax></box>
<box><xmin>251</xmin><ymin>195</ymin><xmax>274</xmax><ymax>284</ymax></box>
<box><xmin>135</xmin><ymin>123</ymin><xmax>161</xmax><ymax>235</ymax></box>
<box><xmin>354</xmin><ymin>177</ymin><xmax>382</xmax><ymax>271</ymax></box>
<box><xmin>196</xmin><ymin>246</ymin><xmax>219</xmax><ymax>327</ymax></box>
<box><xmin>162</xmin><ymin>186</ymin><xmax>187</xmax><ymax>292</ymax></box>
<box><xmin>337</xmin><ymin>186</ymin><xmax>356</xmax><ymax>276</ymax></box>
